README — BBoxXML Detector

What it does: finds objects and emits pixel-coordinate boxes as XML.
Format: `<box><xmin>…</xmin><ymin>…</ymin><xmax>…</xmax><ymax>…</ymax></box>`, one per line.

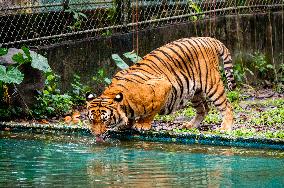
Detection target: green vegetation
<box><xmin>187</xmin><ymin>0</ymin><xmax>204</xmax><ymax>21</ymax></box>
<box><xmin>157</xmin><ymin>91</ymin><xmax>284</xmax><ymax>126</ymax></box>
<box><xmin>0</xmin><ymin>47</ymin><xmax>92</xmax><ymax>119</ymax></box>
<box><xmin>92</xmin><ymin>68</ymin><xmax>112</xmax><ymax>86</ymax></box>
<box><xmin>0</xmin><ymin>46</ymin><xmax>50</xmax><ymax>85</ymax></box>
<box><xmin>233</xmin><ymin>51</ymin><xmax>284</xmax><ymax>87</ymax></box>
<box><xmin>0</xmin><ymin>47</ymin><xmax>50</xmax><ymax>119</ymax></box>
<box><xmin>0</xmin><ymin>47</ymin><xmax>117</xmax><ymax>120</ymax></box>
<box><xmin>65</xmin><ymin>8</ymin><xmax>87</xmax><ymax>31</ymax></box>
<box><xmin>32</xmin><ymin>72</ymin><xmax>91</xmax><ymax>119</ymax></box>
<box><xmin>236</xmin><ymin>98</ymin><xmax>284</xmax><ymax>127</ymax></box>
<box><xmin>32</xmin><ymin>72</ymin><xmax>73</xmax><ymax>119</ymax></box>
<box><xmin>70</xmin><ymin>74</ymin><xmax>91</xmax><ymax>106</ymax></box>
<box><xmin>250</xmin><ymin>52</ymin><xmax>274</xmax><ymax>80</ymax></box>
<box><xmin>232</xmin><ymin>60</ymin><xmax>253</xmax><ymax>84</ymax></box>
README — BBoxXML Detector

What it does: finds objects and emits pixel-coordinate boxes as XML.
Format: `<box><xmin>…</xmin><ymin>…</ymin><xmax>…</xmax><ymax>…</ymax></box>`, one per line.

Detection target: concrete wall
<box><xmin>39</xmin><ymin>11</ymin><xmax>284</xmax><ymax>93</ymax></box>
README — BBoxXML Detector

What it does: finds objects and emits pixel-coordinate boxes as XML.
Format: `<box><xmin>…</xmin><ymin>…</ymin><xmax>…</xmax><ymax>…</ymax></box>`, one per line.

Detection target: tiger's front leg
<box><xmin>130</xmin><ymin>77</ymin><xmax>172</xmax><ymax>132</ymax></box>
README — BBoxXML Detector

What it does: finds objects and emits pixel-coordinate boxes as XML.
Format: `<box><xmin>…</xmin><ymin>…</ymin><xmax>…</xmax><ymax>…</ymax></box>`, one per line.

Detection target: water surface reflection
<box><xmin>0</xmin><ymin>131</ymin><xmax>283</xmax><ymax>187</ymax></box>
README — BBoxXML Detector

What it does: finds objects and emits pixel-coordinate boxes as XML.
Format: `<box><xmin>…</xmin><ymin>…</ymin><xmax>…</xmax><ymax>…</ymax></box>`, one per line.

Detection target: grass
<box><xmin>154</xmin><ymin>91</ymin><xmax>284</xmax><ymax>140</ymax></box>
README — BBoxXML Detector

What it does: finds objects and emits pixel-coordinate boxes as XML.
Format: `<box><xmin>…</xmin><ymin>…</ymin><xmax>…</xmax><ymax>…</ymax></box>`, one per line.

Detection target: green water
<box><xmin>0</xmin><ymin>131</ymin><xmax>284</xmax><ymax>187</ymax></box>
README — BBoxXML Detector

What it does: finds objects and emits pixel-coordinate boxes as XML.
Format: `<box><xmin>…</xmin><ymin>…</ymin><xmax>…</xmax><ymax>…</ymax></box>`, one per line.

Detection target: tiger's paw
<box><xmin>217</xmin><ymin>115</ymin><xmax>233</xmax><ymax>132</ymax></box>
<box><xmin>217</xmin><ymin>124</ymin><xmax>233</xmax><ymax>132</ymax></box>
<box><xmin>133</xmin><ymin>122</ymin><xmax>152</xmax><ymax>132</ymax></box>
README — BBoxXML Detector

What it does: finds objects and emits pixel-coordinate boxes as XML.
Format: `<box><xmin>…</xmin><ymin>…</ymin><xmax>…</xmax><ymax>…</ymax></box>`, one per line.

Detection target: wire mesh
<box><xmin>0</xmin><ymin>0</ymin><xmax>283</xmax><ymax>47</ymax></box>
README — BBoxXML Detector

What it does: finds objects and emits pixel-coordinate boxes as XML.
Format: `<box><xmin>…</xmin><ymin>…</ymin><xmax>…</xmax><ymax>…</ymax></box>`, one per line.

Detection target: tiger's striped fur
<box><xmin>86</xmin><ymin>37</ymin><xmax>236</xmax><ymax>136</ymax></box>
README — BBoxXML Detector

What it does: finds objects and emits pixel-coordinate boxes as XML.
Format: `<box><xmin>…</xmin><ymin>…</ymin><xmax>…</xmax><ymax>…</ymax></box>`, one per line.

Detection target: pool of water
<box><xmin>0</xmin><ymin>130</ymin><xmax>284</xmax><ymax>187</ymax></box>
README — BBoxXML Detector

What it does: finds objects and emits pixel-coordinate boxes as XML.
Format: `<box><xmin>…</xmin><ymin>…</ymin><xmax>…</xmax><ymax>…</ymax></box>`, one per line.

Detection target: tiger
<box><xmin>86</xmin><ymin>37</ymin><xmax>236</xmax><ymax>137</ymax></box>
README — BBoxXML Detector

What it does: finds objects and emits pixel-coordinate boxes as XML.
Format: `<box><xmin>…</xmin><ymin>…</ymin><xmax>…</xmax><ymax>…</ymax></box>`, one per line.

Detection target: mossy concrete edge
<box><xmin>110</xmin><ymin>131</ymin><xmax>284</xmax><ymax>150</ymax></box>
<box><xmin>1</xmin><ymin>121</ymin><xmax>284</xmax><ymax>150</ymax></box>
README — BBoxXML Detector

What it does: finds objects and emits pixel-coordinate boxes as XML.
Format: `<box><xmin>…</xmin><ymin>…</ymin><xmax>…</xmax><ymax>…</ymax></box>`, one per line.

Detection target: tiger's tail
<box><xmin>217</xmin><ymin>41</ymin><xmax>236</xmax><ymax>91</ymax></box>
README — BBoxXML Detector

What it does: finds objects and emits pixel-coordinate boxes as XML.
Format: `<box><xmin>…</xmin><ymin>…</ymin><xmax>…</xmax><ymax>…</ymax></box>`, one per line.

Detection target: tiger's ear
<box><xmin>114</xmin><ymin>93</ymin><xmax>123</xmax><ymax>102</ymax></box>
<box><xmin>86</xmin><ymin>92</ymin><xmax>96</xmax><ymax>101</ymax></box>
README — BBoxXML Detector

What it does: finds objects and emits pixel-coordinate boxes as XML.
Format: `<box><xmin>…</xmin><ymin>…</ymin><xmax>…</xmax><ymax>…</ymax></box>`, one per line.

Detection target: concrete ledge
<box><xmin>110</xmin><ymin>130</ymin><xmax>284</xmax><ymax>150</ymax></box>
<box><xmin>1</xmin><ymin>121</ymin><xmax>284</xmax><ymax>150</ymax></box>
<box><xmin>0</xmin><ymin>121</ymin><xmax>90</xmax><ymax>134</ymax></box>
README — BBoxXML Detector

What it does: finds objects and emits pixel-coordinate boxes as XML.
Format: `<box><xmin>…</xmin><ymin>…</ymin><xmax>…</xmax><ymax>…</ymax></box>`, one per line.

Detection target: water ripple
<box><xmin>0</xmin><ymin>131</ymin><xmax>284</xmax><ymax>187</ymax></box>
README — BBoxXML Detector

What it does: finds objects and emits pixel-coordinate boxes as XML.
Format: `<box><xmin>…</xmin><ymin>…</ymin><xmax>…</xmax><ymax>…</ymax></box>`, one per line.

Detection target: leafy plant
<box><xmin>111</xmin><ymin>51</ymin><xmax>142</xmax><ymax>70</ymax></box>
<box><xmin>32</xmin><ymin>72</ymin><xmax>73</xmax><ymax>119</ymax></box>
<box><xmin>12</xmin><ymin>46</ymin><xmax>32</xmax><ymax>65</ymax></box>
<box><xmin>65</xmin><ymin>9</ymin><xmax>87</xmax><ymax>31</ymax></box>
<box><xmin>0</xmin><ymin>46</ymin><xmax>50</xmax><ymax>119</ymax></box>
<box><xmin>107</xmin><ymin>1</ymin><xmax>118</xmax><ymax>24</ymax></box>
<box><xmin>69</xmin><ymin>74</ymin><xmax>91</xmax><ymax>106</ymax></box>
<box><xmin>187</xmin><ymin>0</ymin><xmax>204</xmax><ymax>21</ymax></box>
<box><xmin>227</xmin><ymin>90</ymin><xmax>241</xmax><ymax>102</ymax></box>
<box><xmin>111</xmin><ymin>54</ymin><xmax>129</xmax><ymax>69</ymax></box>
<box><xmin>0</xmin><ymin>66</ymin><xmax>24</xmax><ymax>84</ymax></box>
<box><xmin>233</xmin><ymin>60</ymin><xmax>254</xmax><ymax>84</ymax></box>
<box><xmin>102</xmin><ymin>30</ymin><xmax>112</xmax><ymax>37</ymax></box>
<box><xmin>93</xmin><ymin>68</ymin><xmax>112</xmax><ymax>86</ymax></box>
<box><xmin>33</xmin><ymin>93</ymin><xmax>73</xmax><ymax>119</ymax></box>
<box><xmin>123</xmin><ymin>51</ymin><xmax>142</xmax><ymax>63</ymax></box>
<box><xmin>0</xmin><ymin>106</ymin><xmax>23</xmax><ymax>121</ymax></box>
<box><xmin>0</xmin><ymin>48</ymin><xmax>8</xmax><ymax>56</ymax></box>
<box><xmin>250</xmin><ymin>52</ymin><xmax>274</xmax><ymax>81</ymax></box>
<box><xmin>101</xmin><ymin>0</ymin><xmax>120</xmax><ymax>36</ymax></box>
<box><xmin>0</xmin><ymin>46</ymin><xmax>50</xmax><ymax>85</ymax></box>
<box><xmin>0</xmin><ymin>48</ymin><xmax>24</xmax><ymax>85</ymax></box>
<box><xmin>237</xmin><ymin>0</ymin><xmax>246</xmax><ymax>6</ymax></box>
<box><xmin>231</xmin><ymin>128</ymin><xmax>256</xmax><ymax>138</ymax></box>
<box><xmin>30</xmin><ymin>52</ymin><xmax>51</xmax><ymax>73</ymax></box>
<box><xmin>232</xmin><ymin>51</ymin><xmax>279</xmax><ymax>85</ymax></box>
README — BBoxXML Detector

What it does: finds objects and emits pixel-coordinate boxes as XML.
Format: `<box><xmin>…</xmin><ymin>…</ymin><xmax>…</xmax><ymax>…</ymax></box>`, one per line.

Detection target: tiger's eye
<box><xmin>114</xmin><ymin>93</ymin><xmax>123</xmax><ymax>102</ymax></box>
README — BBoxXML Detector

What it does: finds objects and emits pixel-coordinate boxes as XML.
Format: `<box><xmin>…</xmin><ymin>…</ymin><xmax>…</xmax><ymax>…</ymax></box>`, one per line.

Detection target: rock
<box><xmin>0</xmin><ymin>48</ymin><xmax>21</xmax><ymax>66</ymax></box>
<box><xmin>173</xmin><ymin>115</ymin><xmax>191</xmax><ymax>123</ymax></box>
<box><xmin>255</xmin><ymin>89</ymin><xmax>275</xmax><ymax>99</ymax></box>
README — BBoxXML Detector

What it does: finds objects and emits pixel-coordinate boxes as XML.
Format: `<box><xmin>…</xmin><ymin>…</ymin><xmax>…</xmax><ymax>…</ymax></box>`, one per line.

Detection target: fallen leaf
<box><xmin>64</xmin><ymin>116</ymin><xmax>72</xmax><ymax>124</ymax></box>
<box><xmin>72</xmin><ymin>111</ymin><xmax>81</xmax><ymax>124</ymax></box>
<box><xmin>40</xmin><ymin>119</ymin><xmax>49</xmax><ymax>124</ymax></box>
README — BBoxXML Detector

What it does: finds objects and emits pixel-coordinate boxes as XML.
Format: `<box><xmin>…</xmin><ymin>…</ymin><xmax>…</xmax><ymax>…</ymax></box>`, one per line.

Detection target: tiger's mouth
<box><xmin>89</xmin><ymin>115</ymin><xmax>129</xmax><ymax>137</ymax></box>
<box><xmin>89</xmin><ymin>122</ymin><xmax>120</xmax><ymax>138</ymax></box>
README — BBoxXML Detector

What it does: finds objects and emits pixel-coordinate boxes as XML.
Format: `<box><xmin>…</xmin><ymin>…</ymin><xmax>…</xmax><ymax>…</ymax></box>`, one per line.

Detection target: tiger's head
<box><xmin>86</xmin><ymin>91</ymin><xmax>128</xmax><ymax>137</ymax></box>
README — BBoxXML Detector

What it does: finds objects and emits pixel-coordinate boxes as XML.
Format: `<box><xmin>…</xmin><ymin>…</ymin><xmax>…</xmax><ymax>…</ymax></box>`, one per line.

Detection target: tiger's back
<box><xmin>86</xmin><ymin>37</ymin><xmax>235</xmax><ymax>136</ymax></box>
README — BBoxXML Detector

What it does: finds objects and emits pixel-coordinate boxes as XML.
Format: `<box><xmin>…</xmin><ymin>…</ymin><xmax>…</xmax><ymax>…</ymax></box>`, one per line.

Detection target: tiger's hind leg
<box><xmin>219</xmin><ymin>102</ymin><xmax>233</xmax><ymax>131</ymax></box>
<box><xmin>183</xmin><ymin>91</ymin><xmax>209</xmax><ymax>129</ymax></box>
<box><xmin>208</xmin><ymin>84</ymin><xmax>234</xmax><ymax>131</ymax></box>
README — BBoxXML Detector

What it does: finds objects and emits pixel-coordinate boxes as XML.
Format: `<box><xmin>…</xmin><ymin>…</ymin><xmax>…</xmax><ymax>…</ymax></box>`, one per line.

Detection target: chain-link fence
<box><xmin>0</xmin><ymin>0</ymin><xmax>283</xmax><ymax>47</ymax></box>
